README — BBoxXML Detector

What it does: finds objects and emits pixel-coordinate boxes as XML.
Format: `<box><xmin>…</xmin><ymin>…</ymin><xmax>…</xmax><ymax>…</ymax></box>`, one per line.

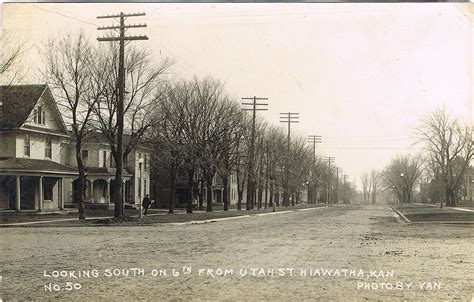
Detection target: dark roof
<box><xmin>0</xmin><ymin>84</ymin><xmax>47</xmax><ymax>129</ymax></box>
<box><xmin>0</xmin><ymin>157</ymin><xmax>77</xmax><ymax>174</ymax></box>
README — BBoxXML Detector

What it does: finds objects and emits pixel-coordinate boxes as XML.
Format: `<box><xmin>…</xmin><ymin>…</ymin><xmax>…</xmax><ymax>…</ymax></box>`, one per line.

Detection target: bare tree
<box><xmin>369</xmin><ymin>170</ymin><xmax>382</xmax><ymax>204</ymax></box>
<box><xmin>287</xmin><ymin>136</ymin><xmax>312</xmax><ymax>205</ymax></box>
<box><xmin>0</xmin><ymin>32</ymin><xmax>26</xmax><ymax>85</ymax></box>
<box><xmin>266</xmin><ymin>126</ymin><xmax>286</xmax><ymax>206</ymax></box>
<box><xmin>44</xmin><ymin>33</ymin><xmax>109</xmax><ymax>220</ymax></box>
<box><xmin>92</xmin><ymin>45</ymin><xmax>172</xmax><ymax>216</ymax></box>
<box><xmin>417</xmin><ymin>108</ymin><xmax>474</xmax><ymax>206</ymax></box>
<box><xmin>191</xmin><ymin>77</ymin><xmax>238</xmax><ymax>212</ymax></box>
<box><xmin>235</xmin><ymin>118</ymin><xmax>251</xmax><ymax>210</ymax></box>
<box><xmin>150</xmin><ymin>81</ymin><xmax>187</xmax><ymax>214</ymax></box>
<box><xmin>382</xmin><ymin>154</ymin><xmax>423</xmax><ymax>205</ymax></box>
<box><xmin>361</xmin><ymin>172</ymin><xmax>370</xmax><ymax>204</ymax></box>
<box><xmin>216</xmin><ymin>102</ymin><xmax>246</xmax><ymax>211</ymax></box>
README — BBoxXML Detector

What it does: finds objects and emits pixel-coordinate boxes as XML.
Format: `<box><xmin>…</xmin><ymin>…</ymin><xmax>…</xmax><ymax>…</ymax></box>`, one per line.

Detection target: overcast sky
<box><xmin>2</xmin><ymin>3</ymin><xmax>473</xmax><ymax>187</ymax></box>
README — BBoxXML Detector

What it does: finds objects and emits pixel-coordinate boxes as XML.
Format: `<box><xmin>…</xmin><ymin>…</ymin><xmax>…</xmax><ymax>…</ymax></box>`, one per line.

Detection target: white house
<box><xmin>0</xmin><ymin>84</ymin><xmax>76</xmax><ymax>211</ymax></box>
<box><xmin>0</xmin><ymin>84</ymin><xmax>150</xmax><ymax>211</ymax></box>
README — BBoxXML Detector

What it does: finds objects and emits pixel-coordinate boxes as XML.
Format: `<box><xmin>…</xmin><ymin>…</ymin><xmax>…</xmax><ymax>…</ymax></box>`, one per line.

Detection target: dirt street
<box><xmin>1</xmin><ymin>205</ymin><xmax>473</xmax><ymax>301</ymax></box>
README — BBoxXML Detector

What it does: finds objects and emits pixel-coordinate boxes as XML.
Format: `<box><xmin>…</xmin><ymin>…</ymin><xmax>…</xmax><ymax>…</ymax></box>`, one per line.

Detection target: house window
<box><xmin>144</xmin><ymin>179</ymin><xmax>147</xmax><ymax>195</ymax></box>
<box><xmin>24</xmin><ymin>134</ymin><xmax>31</xmax><ymax>157</ymax></box>
<box><xmin>45</xmin><ymin>137</ymin><xmax>52</xmax><ymax>158</ymax></box>
<box><xmin>44</xmin><ymin>180</ymin><xmax>53</xmax><ymax>201</ymax></box>
<box><xmin>34</xmin><ymin>106</ymin><xmax>46</xmax><ymax>125</ymax></box>
<box><xmin>81</xmin><ymin>150</ymin><xmax>89</xmax><ymax>167</ymax></box>
<box><xmin>110</xmin><ymin>154</ymin><xmax>115</xmax><ymax>168</ymax></box>
<box><xmin>101</xmin><ymin>151</ymin><xmax>107</xmax><ymax>168</ymax></box>
<box><xmin>37</xmin><ymin>107</ymin><xmax>42</xmax><ymax>124</ymax></box>
<box><xmin>144</xmin><ymin>154</ymin><xmax>147</xmax><ymax>171</ymax></box>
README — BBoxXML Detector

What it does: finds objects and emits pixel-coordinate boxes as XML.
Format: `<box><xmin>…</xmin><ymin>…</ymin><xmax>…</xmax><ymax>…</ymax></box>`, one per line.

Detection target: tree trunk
<box><xmin>206</xmin><ymin>180</ymin><xmax>213</xmax><ymax>212</ymax></box>
<box><xmin>269</xmin><ymin>180</ymin><xmax>274</xmax><ymax>207</ymax></box>
<box><xmin>223</xmin><ymin>175</ymin><xmax>229</xmax><ymax>211</ymax></box>
<box><xmin>168</xmin><ymin>163</ymin><xmax>177</xmax><ymax>214</ymax></box>
<box><xmin>246</xmin><ymin>178</ymin><xmax>252</xmax><ymax>211</ymax></box>
<box><xmin>237</xmin><ymin>189</ymin><xmax>243</xmax><ymax>211</ymax></box>
<box><xmin>186</xmin><ymin>169</ymin><xmax>194</xmax><ymax>214</ymax></box>
<box><xmin>199</xmin><ymin>176</ymin><xmax>204</xmax><ymax>210</ymax></box>
<box><xmin>75</xmin><ymin>138</ymin><xmax>86</xmax><ymax>220</ymax></box>
<box><xmin>257</xmin><ymin>182</ymin><xmax>263</xmax><ymax>210</ymax></box>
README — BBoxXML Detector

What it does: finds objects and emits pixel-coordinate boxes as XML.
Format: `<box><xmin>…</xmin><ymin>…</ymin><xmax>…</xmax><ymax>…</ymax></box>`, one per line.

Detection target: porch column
<box><xmin>106</xmin><ymin>179</ymin><xmax>111</xmax><ymax>203</ymax></box>
<box><xmin>123</xmin><ymin>180</ymin><xmax>126</xmax><ymax>204</ymax></box>
<box><xmin>59</xmin><ymin>178</ymin><xmax>64</xmax><ymax>210</ymax></box>
<box><xmin>90</xmin><ymin>178</ymin><xmax>95</xmax><ymax>203</ymax></box>
<box><xmin>38</xmin><ymin>176</ymin><xmax>44</xmax><ymax>212</ymax></box>
<box><xmin>221</xmin><ymin>188</ymin><xmax>224</xmax><ymax>204</ymax></box>
<box><xmin>15</xmin><ymin>175</ymin><xmax>21</xmax><ymax>212</ymax></box>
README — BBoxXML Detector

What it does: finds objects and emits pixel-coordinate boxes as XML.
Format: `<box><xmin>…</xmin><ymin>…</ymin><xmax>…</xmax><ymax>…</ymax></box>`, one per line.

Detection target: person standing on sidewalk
<box><xmin>142</xmin><ymin>194</ymin><xmax>151</xmax><ymax>216</ymax></box>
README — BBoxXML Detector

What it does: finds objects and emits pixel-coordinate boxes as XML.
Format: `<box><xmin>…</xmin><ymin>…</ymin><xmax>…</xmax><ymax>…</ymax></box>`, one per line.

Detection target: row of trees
<box><xmin>36</xmin><ymin>33</ymin><xmax>343</xmax><ymax>218</ymax></box>
<box><xmin>149</xmin><ymin>79</ymin><xmax>345</xmax><ymax>213</ymax></box>
<box><xmin>361</xmin><ymin>108</ymin><xmax>473</xmax><ymax>207</ymax></box>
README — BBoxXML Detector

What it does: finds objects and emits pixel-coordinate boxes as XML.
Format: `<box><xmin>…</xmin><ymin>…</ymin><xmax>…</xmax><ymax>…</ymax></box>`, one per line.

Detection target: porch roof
<box><xmin>0</xmin><ymin>157</ymin><xmax>78</xmax><ymax>176</ymax></box>
<box><xmin>85</xmin><ymin>167</ymin><xmax>133</xmax><ymax>178</ymax></box>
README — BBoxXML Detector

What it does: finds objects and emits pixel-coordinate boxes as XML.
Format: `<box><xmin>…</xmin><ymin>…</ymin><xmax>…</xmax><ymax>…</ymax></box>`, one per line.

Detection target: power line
<box><xmin>32</xmin><ymin>4</ymin><xmax>98</xmax><ymax>27</ymax></box>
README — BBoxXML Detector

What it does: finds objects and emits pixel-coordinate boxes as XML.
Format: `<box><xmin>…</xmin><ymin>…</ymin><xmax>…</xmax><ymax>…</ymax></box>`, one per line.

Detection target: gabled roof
<box><xmin>0</xmin><ymin>84</ymin><xmax>47</xmax><ymax>129</ymax></box>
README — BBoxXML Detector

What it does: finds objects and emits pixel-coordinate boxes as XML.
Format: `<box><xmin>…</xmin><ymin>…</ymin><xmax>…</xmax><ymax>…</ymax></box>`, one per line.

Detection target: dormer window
<box><xmin>34</xmin><ymin>106</ymin><xmax>46</xmax><ymax>125</ymax></box>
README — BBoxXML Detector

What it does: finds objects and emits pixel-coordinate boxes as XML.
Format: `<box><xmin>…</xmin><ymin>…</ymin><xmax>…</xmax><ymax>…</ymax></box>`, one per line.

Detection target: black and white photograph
<box><xmin>0</xmin><ymin>2</ymin><xmax>473</xmax><ymax>301</ymax></box>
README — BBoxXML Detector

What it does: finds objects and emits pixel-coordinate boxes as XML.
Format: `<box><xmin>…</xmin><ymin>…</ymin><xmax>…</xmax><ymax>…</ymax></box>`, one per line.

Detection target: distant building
<box><xmin>61</xmin><ymin>133</ymin><xmax>151</xmax><ymax>209</ymax></box>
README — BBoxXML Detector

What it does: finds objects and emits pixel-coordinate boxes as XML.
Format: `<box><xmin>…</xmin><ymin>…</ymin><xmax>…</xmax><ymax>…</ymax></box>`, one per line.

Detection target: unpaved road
<box><xmin>1</xmin><ymin>205</ymin><xmax>473</xmax><ymax>301</ymax></box>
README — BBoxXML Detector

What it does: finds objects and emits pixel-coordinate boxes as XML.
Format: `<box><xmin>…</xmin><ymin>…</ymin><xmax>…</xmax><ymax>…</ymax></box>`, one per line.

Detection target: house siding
<box><xmin>0</xmin><ymin>132</ymin><xmax>16</xmax><ymax>157</ymax></box>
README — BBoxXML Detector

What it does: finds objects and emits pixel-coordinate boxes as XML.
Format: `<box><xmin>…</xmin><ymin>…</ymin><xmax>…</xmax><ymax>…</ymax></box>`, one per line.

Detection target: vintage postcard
<box><xmin>1</xmin><ymin>2</ymin><xmax>473</xmax><ymax>301</ymax></box>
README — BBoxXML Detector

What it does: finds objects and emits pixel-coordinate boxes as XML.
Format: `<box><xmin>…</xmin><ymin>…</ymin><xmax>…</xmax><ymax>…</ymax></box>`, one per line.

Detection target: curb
<box><xmin>390</xmin><ymin>206</ymin><xmax>412</xmax><ymax>224</ymax></box>
<box><xmin>0</xmin><ymin>206</ymin><xmax>328</xmax><ymax>227</ymax></box>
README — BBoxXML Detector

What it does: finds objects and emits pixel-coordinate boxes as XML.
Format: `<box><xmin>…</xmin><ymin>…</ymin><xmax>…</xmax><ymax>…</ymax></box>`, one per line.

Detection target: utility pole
<box><xmin>279</xmin><ymin>112</ymin><xmax>299</xmax><ymax>207</ymax></box>
<box><xmin>242</xmin><ymin>96</ymin><xmax>268</xmax><ymax>210</ymax></box>
<box><xmin>307</xmin><ymin>135</ymin><xmax>322</xmax><ymax>204</ymax></box>
<box><xmin>307</xmin><ymin>135</ymin><xmax>322</xmax><ymax>157</ymax></box>
<box><xmin>336</xmin><ymin>167</ymin><xmax>342</xmax><ymax>204</ymax></box>
<box><xmin>343</xmin><ymin>174</ymin><xmax>348</xmax><ymax>204</ymax></box>
<box><xmin>324</xmin><ymin>156</ymin><xmax>335</xmax><ymax>204</ymax></box>
<box><xmin>97</xmin><ymin>12</ymin><xmax>148</xmax><ymax>217</ymax></box>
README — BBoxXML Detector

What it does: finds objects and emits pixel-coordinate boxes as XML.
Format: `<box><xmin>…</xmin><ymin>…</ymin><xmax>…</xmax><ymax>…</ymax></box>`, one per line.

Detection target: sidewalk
<box><xmin>0</xmin><ymin>203</ymin><xmax>327</xmax><ymax>227</ymax></box>
<box><xmin>392</xmin><ymin>203</ymin><xmax>474</xmax><ymax>223</ymax></box>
